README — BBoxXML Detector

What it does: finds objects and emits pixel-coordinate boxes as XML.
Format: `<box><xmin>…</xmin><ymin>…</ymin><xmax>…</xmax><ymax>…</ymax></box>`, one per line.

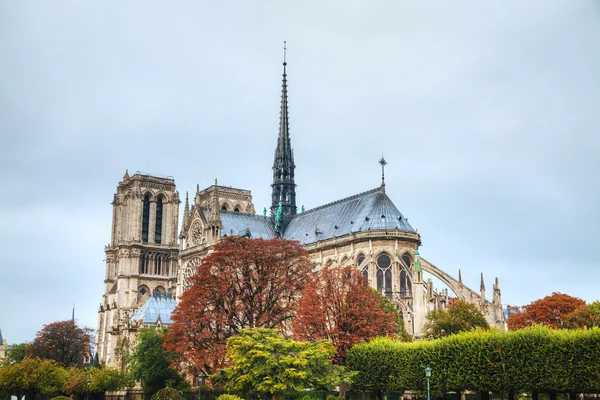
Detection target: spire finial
<box><xmin>458</xmin><ymin>269</ymin><xmax>463</xmax><ymax>284</ymax></box>
<box><xmin>215</xmin><ymin>178</ymin><xmax>218</xmax><ymax>186</ymax></box>
<box><xmin>379</xmin><ymin>156</ymin><xmax>387</xmax><ymax>191</ymax></box>
<box><xmin>283</xmin><ymin>41</ymin><xmax>287</xmax><ymax>66</ymax></box>
<box><xmin>72</xmin><ymin>302</ymin><xmax>75</xmax><ymax>322</ymax></box>
<box><xmin>480</xmin><ymin>272</ymin><xmax>485</xmax><ymax>291</ymax></box>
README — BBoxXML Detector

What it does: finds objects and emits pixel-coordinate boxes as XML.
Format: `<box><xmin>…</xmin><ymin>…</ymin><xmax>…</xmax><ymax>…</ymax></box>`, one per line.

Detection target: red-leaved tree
<box><xmin>27</xmin><ymin>320</ymin><xmax>92</xmax><ymax>367</ymax></box>
<box><xmin>292</xmin><ymin>265</ymin><xmax>399</xmax><ymax>365</ymax></box>
<box><xmin>164</xmin><ymin>237</ymin><xmax>313</xmax><ymax>377</ymax></box>
<box><xmin>507</xmin><ymin>292</ymin><xmax>586</xmax><ymax>330</ymax></box>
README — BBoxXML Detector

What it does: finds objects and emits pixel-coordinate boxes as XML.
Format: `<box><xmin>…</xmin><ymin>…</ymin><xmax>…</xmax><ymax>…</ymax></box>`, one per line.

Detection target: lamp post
<box><xmin>425</xmin><ymin>365</ymin><xmax>432</xmax><ymax>400</ymax></box>
<box><xmin>197</xmin><ymin>372</ymin><xmax>205</xmax><ymax>400</ymax></box>
<box><xmin>86</xmin><ymin>376</ymin><xmax>91</xmax><ymax>400</ymax></box>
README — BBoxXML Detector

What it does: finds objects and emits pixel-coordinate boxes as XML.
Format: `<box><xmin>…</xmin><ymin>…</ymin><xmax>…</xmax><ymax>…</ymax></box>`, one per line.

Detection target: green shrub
<box><xmin>216</xmin><ymin>395</ymin><xmax>244</xmax><ymax>400</ymax></box>
<box><xmin>150</xmin><ymin>387</ymin><xmax>184</xmax><ymax>400</ymax></box>
<box><xmin>347</xmin><ymin>326</ymin><xmax>600</xmax><ymax>393</ymax></box>
<box><xmin>50</xmin><ymin>397</ymin><xmax>72</xmax><ymax>400</ymax></box>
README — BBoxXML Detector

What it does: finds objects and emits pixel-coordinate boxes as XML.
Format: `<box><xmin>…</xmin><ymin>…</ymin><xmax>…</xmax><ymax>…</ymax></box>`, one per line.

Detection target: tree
<box><xmin>423</xmin><ymin>300</ymin><xmax>490</xmax><ymax>338</ymax></box>
<box><xmin>1</xmin><ymin>343</ymin><xmax>28</xmax><ymax>365</ymax></box>
<box><xmin>63</xmin><ymin>366</ymin><xmax>129</xmax><ymax>396</ymax></box>
<box><xmin>164</xmin><ymin>237</ymin><xmax>313</xmax><ymax>377</ymax></box>
<box><xmin>507</xmin><ymin>292</ymin><xmax>586</xmax><ymax>330</ymax></box>
<box><xmin>0</xmin><ymin>357</ymin><xmax>67</xmax><ymax>397</ymax></box>
<box><xmin>212</xmin><ymin>328</ymin><xmax>349</xmax><ymax>400</ymax></box>
<box><xmin>27</xmin><ymin>320</ymin><xmax>92</xmax><ymax>367</ymax></box>
<box><xmin>292</xmin><ymin>265</ymin><xmax>400</xmax><ymax>365</ymax></box>
<box><xmin>127</xmin><ymin>328</ymin><xmax>186</xmax><ymax>393</ymax></box>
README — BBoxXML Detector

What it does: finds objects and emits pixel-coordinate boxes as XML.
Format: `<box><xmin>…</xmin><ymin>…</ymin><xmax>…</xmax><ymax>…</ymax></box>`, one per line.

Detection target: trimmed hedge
<box><xmin>347</xmin><ymin>326</ymin><xmax>600</xmax><ymax>394</ymax></box>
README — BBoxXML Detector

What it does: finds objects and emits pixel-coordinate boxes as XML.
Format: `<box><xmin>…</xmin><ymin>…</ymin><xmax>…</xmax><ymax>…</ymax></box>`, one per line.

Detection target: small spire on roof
<box><xmin>215</xmin><ymin>178</ymin><xmax>218</xmax><ymax>186</ymax></box>
<box><xmin>379</xmin><ymin>156</ymin><xmax>387</xmax><ymax>193</ymax></box>
<box><xmin>123</xmin><ymin>169</ymin><xmax>130</xmax><ymax>180</ymax></box>
<box><xmin>458</xmin><ymin>269</ymin><xmax>463</xmax><ymax>284</ymax></box>
<box><xmin>480</xmin><ymin>272</ymin><xmax>486</xmax><ymax>291</ymax></box>
<box><xmin>72</xmin><ymin>303</ymin><xmax>75</xmax><ymax>322</ymax></box>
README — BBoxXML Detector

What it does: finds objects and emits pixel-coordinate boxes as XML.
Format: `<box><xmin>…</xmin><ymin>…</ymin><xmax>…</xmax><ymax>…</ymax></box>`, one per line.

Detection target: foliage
<box><xmin>376</xmin><ymin>289</ymin><xmax>412</xmax><ymax>342</ymax></box>
<box><xmin>212</xmin><ymin>328</ymin><xmax>350</xmax><ymax>400</ymax></box>
<box><xmin>63</xmin><ymin>366</ymin><xmax>129</xmax><ymax>395</ymax></box>
<box><xmin>216</xmin><ymin>395</ymin><xmax>244</xmax><ymax>400</ymax></box>
<box><xmin>507</xmin><ymin>292</ymin><xmax>587</xmax><ymax>330</ymax></box>
<box><xmin>1</xmin><ymin>343</ymin><xmax>28</xmax><ymax>366</ymax></box>
<box><xmin>165</xmin><ymin>237</ymin><xmax>313</xmax><ymax>377</ymax></box>
<box><xmin>347</xmin><ymin>326</ymin><xmax>600</xmax><ymax>394</ymax></box>
<box><xmin>150</xmin><ymin>387</ymin><xmax>184</xmax><ymax>400</ymax></box>
<box><xmin>293</xmin><ymin>265</ymin><xmax>400</xmax><ymax>365</ymax></box>
<box><xmin>50</xmin><ymin>396</ymin><xmax>72</xmax><ymax>400</ymax></box>
<box><xmin>0</xmin><ymin>357</ymin><xmax>68</xmax><ymax>397</ymax></box>
<box><xmin>423</xmin><ymin>300</ymin><xmax>489</xmax><ymax>338</ymax></box>
<box><xmin>128</xmin><ymin>328</ymin><xmax>185</xmax><ymax>393</ymax></box>
<box><xmin>27</xmin><ymin>320</ymin><xmax>92</xmax><ymax>367</ymax></box>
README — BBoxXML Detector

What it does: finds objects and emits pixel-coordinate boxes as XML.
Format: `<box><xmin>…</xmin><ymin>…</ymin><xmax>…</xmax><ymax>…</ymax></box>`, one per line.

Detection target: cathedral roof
<box><xmin>220</xmin><ymin>211</ymin><xmax>276</xmax><ymax>240</ymax></box>
<box><xmin>283</xmin><ymin>187</ymin><xmax>415</xmax><ymax>245</ymax></box>
<box><xmin>130</xmin><ymin>294</ymin><xmax>177</xmax><ymax>326</ymax></box>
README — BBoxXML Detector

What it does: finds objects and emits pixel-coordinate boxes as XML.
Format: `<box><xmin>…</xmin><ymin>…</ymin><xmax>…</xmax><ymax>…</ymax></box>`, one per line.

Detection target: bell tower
<box><xmin>271</xmin><ymin>42</ymin><xmax>297</xmax><ymax>234</ymax></box>
<box><xmin>96</xmin><ymin>171</ymin><xmax>180</xmax><ymax>368</ymax></box>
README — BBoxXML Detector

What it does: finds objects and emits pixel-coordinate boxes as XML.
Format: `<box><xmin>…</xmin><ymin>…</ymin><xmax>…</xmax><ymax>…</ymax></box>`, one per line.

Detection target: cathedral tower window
<box><xmin>376</xmin><ymin>253</ymin><xmax>392</xmax><ymax>298</ymax></box>
<box><xmin>400</xmin><ymin>252</ymin><xmax>412</xmax><ymax>296</ymax></box>
<box><xmin>142</xmin><ymin>194</ymin><xmax>150</xmax><ymax>243</ymax></box>
<box><xmin>155</xmin><ymin>196</ymin><xmax>163</xmax><ymax>244</ymax></box>
<box><xmin>140</xmin><ymin>254</ymin><xmax>149</xmax><ymax>274</ymax></box>
<box><xmin>155</xmin><ymin>256</ymin><xmax>162</xmax><ymax>275</ymax></box>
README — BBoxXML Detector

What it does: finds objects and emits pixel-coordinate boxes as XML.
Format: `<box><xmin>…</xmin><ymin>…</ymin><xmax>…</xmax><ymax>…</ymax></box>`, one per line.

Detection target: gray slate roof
<box><xmin>283</xmin><ymin>187</ymin><xmax>415</xmax><ymax>245</ymax></box>
<box><xmin>130</xmin><ymin>294</ymin><xmax>177</xmax><ymax>325</ymax></box>
<box><xmin>221</xmin><ymin>211</ymin><xmax>276</xmax><ymax>240</ymax></box>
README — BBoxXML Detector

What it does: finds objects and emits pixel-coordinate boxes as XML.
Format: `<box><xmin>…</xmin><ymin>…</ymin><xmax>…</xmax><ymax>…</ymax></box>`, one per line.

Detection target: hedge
<box><xmin>346</xmin><ymin>326</ymin><xmax>600</xmax><ymax>394</ymax></box>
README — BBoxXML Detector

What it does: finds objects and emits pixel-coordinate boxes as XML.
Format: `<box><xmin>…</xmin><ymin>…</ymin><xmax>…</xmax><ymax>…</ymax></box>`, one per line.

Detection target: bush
<box><xmin>216</xmin><ymin>395</ymin><xmax>244</xmax><ymax>400</ymax></box>
<box><xmin>150</xmin><ymin>387</ymin><xmax>184</xmax><ymax>400</ymax></box>
<box><xmin>51</xmin><ymin>397</ymin><xmax>72</xmax><ymax>400</ymax></box>
<box><xmin>347</xmin><ymin>326</ymin><xmax>600</xmax><ymax>394</ymax></box>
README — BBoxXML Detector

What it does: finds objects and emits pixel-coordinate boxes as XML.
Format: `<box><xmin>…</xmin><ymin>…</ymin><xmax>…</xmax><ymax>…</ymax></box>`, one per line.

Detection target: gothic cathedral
<box><xmin>96</xmin><ymin>56</ymin><xmax>504</xmax><ymax>368</ymax></box>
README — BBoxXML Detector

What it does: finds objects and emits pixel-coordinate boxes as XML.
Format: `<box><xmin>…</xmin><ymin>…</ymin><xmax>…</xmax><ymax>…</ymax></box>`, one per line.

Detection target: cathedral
<box><xmin>96</xmin><ymin>54</ymin><xmax>505</xmax><ymax>368</ymax></box>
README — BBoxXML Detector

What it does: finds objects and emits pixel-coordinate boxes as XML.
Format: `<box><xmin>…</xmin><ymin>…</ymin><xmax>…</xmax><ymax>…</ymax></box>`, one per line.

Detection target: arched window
<box><xmin>402</xmin><ymin>252</ymin><xmax>412</xmax><ymax>269</ymax></box>
<box><xmin>377</xmin><ymin>253</ymin><xmax>392</xmax><ymax>298</ymax></box>
<box><xmin>139</xmin><ymin>253</ymin><xmax>149</xmax><ymax>274</ymax></box>
<box><xmin>155</xmin><ymin>256</ymin><xmax>162</xmax><ymax>275</ymax></box>
<box><xmin>400</xmin><ymin>270</ymin><xmax>407</xmax><ymax>295</ymax></box>
<box><xmin>221</xmin><ymin>206</ymin><xmax>227</xmax><ymax>211</ymax></box>
<box><xmin>137</xmin><ymin>285</ymin><xmax>150</xmax><ymax>303</ymax></box>
<box><xmin>155</xmin><ymin>196</ymin><xmax>163</xmax><ymax>244</ymax></box>
<box><xmin>234</xmin><ymin>207</ymin><xmax>240</xmax><ymax>212</ymax></box>
<box><xmin>142</xmin><ymin>194</ymin><xmax>150</xmax><ymax>243</ymax></box>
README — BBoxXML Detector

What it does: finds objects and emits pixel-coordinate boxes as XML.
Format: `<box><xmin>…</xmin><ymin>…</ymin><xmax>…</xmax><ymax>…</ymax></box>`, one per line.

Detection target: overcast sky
<box><xmin>1</xmin><ymin>1</ymin><xmax>599</xmax><ymax>344</ymax></box>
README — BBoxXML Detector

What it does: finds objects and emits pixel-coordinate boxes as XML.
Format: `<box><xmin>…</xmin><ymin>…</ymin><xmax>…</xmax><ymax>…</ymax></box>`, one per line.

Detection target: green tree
<box><xmin>0</xmin><ymin>358</ymin><xmax>67</xmax><ymax>397</ymax></box>
<box><xmin>1</xmin><ymin>343</ymin><xmax>28</xmax><ymax>366</ymax></box>
<box><xmin>424</xmin><ymin>301</ymin><xmax>489</xmax><ymax>339</ymax></box>
<box><xmin>375</xmin><ymin>289</ymin><xmax>412</xmax><ymax>342</ymax></box>
<box><xmin>63</xmin><ymin>366</ymin><xmax>129</xmax><ymax>396</ymax></box>
<box><xmin>213</xmin><ymin>328</ymin><xmax>350</xmax><ymax>400</ymax></box>
<box><xmin>127</xmin><ymin>328</ymin><xmax>186</xmax><ymax>393</ymax></box>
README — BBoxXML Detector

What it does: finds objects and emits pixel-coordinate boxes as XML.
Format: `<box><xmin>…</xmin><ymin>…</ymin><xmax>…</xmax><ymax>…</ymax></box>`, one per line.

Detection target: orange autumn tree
<box><xmin>507</xmin><ymin>292</ymin><xmax>586</xmax><ymax>330</ymax></box>
<box><xmin>292</xmin><ymin>265</ymin><xmax>400</xmax><ymax>365</ymax></box>
<box><xmin>164</xmin><ymin>237</ymin><xmax>313</xmax><ymax>377</ymax></box>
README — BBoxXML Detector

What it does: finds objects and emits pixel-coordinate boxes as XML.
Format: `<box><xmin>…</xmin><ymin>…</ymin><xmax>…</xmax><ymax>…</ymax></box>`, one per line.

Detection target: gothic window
<box><xmin>155</xmin><ymin>196</ymin><xmax>163</xmax><ymax>244</ymax></box>
<box><xmin>221</xmin><ymin>206</ymin><xmax>227</xmax><ymax>211</ymax></box>
<box><xmin>377</xmin><ymin>253</ymin><xmax>393</xmax><ymax>298</ymax></box>
<box><xmin>357</xmin><ymin>254</ymin><xmax>368</xmax><ymax>280</ymax></box>
<box><xmin>401</xmin><ymin>252</ymin><xmax>412</xmax><ymax>269</ymax></box>
<box><xmin>153</xmin><ymin>286</ymin><xmax>166</xmax><ymax>295</ymax></box>
<box><xmin>139</xmin><ymin>254</ymin><xmax>149</xmax><ymax>274</ymax></box>
<box><xmin>142</xmin><ymin>194</ymin><xmax>150</xmax><ymax>243</ymax></box>
<box><xmin>400</xmin><ymin>270</ymin><xmax>407</xmax><ymax>295</ymax></box>
<box><xmin>137</xmin><ymin>285</ymin><xmax>150</xmax><ymax>303</ymax></box>
<box><xmin>155</xmin><ymin>256</ymin><xmax>162</xmax><ymax>275</ymax></box>
<box><xmin>234</xmin><ymin>207</ymin><xmax>240</xmax><ymax>212</ymax></box>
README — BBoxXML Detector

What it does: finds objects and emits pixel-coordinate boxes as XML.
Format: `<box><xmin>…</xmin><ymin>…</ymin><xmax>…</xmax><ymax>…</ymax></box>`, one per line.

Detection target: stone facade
<box><xmin>96</xmin><ymin>57</ymin><xmax>505</xmax><ymax>368</ymax></box>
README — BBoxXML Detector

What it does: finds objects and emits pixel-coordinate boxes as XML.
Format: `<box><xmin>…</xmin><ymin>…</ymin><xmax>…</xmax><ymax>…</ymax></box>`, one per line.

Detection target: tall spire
<box><xmin>271</xmin><ymin>41</ymin><xmax>297</xmax><ymax>234</ymax></box>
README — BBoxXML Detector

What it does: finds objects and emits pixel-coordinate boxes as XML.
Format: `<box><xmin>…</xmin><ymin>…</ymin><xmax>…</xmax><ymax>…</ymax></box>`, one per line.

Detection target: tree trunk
<box><xmin>339</xmin><ymin>382</ymin><xmax>348</xmax><ymax>400</ymax></box>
